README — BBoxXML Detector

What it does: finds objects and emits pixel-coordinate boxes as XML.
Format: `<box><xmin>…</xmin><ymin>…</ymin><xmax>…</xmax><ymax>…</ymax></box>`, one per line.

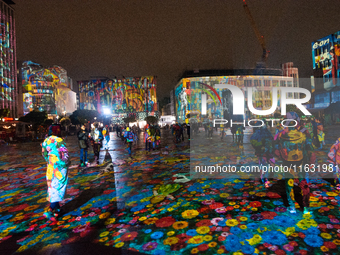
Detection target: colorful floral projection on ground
<box><xmin>21</xmin><ymin>61</ymin><xmax>74</xmax><ymax>115</ymax></box>
<box><xmin>2</xmin><ymin>132</ymin><xmax>340</xmax><ymax>254</ymax></box>
<box><xmin>78</xmin><ymin>77</ymin><xmax>158</xmax><ymax>117</ymax></box>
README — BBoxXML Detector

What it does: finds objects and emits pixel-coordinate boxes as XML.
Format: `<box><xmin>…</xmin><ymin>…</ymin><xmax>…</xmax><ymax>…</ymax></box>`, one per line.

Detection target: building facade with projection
<box><xmin>309</xmin><ymin>31</ymin><xmax>340</xmax><ymax>116</ymax></box>
<box><xmin>78</xmin><ymin>77</ymin><xmax>158</xmax><ymax>124</ymax></box>
<box><xmin>312</xmin><ymin>31</ymin><xmax>340</xmax><ymax>90</ymax></box>
<box><xmin>174</xmin><ymin>69</ymin><xmax>300</xmax><ymax>123</ymax></box>
<box><xmin>19</xmin><ymin>61</ymin><xmax>76</xmax><ymax>118</ymax></box>
<box><xmin>0</xmin><ymin>0</ymin><xmax>17</xmax><ymax>118</ymax></box>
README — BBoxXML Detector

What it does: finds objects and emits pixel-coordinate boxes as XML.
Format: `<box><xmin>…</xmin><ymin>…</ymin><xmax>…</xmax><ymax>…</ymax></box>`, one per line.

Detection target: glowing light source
<box><xmin>103</xmin><ymin>107</ymin><xmax>111</xmax><ymax>115</ymax></box>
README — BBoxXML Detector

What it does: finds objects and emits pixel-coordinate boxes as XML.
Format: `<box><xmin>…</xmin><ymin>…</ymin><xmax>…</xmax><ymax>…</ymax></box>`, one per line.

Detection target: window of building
<box><xmin>264</xmin><ymin>80</ymin><xmax>270</xmax><ymax>87</ymax></box>
<box><xmin>280</xmin><ymin>80</ymin><xmax>286</xmax><ymax>87</ymax></box>
<box><xmin>272</xmin><ymin>80</ymin><xmax>279</xmax><ymax>87</ymax></box>
<box><xmin>264</xmin><ymin>91</ymin><xmax>270</xmax><ymax>98</ymax></box>
<box><xmin>287</xmin><ymin>81</ymin><xmax>292</xmax><ymax>87</ymax></box>
<box><xmin>315</xmin><ymin>92</ymin><xmax>329</xmax><ymax>103</ymax></box>
<box><xmin>332</xmin><ymin>91</ymin><xmax>340</xmax><ymax>102</ymax></box>
<box><xmin>244</xmin><ymin>80</ymin><xmax>253</xmax><ymax>87</ymax></box>
<box><xmin>288</xmin><ymin>92</ymin><xmax>293</xmax><ymax>98</ymax></box>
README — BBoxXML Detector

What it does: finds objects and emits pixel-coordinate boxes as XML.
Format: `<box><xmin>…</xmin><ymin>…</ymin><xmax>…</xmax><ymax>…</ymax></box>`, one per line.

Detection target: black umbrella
<box><xmin>325</xmin><ymin>102</ymin><xmax>340</xmax><ymax>113</ymax></box>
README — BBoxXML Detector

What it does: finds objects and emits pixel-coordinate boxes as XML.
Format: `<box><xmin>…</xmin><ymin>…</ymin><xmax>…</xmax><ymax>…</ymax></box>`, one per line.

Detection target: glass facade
<box><xmin>0</xmin><ymin>1</ymin><xmax>17</xmax><ymax>117</ymax></box>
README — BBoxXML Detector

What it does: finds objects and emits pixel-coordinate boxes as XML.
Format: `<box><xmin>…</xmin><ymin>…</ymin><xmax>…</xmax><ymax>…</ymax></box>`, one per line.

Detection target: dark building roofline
<box><xmin>179</xmin><ymin>69</ymin><xmax>283</xmax><ymax>81</ymax></box>
<box><xmin>2</xmin><ymin>0</ymin><xmax>15</xmax><ymax>5</ymax></box>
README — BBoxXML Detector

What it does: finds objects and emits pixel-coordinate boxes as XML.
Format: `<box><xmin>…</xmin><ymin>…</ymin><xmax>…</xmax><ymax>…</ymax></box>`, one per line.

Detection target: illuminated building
<box><xmin>312</xmin><ymin>31</ymin><xmax>340</xmax><ymax>90</ymax></box>
<box><xmin>19</xmin><ymin>61</ymin><xmax>76</xmax><ymax>117</ymax></box>
<box><xmin>0</xmin><ymin>0</ymin><xmax>17</xmax><ymax>118</ymax></box>
<box><xmin>174</xmin><ymin>69</ymin><xmax>299</xmax><ymax>123</ymax></box>
<box><xmin>78</xmin><ymin>76</ymin><xmax>158</xmax><ymax>124</ymax></box>
<box><xmin>310</xmin><ymin>31</ymin><xmax>340</xmax><ymax>115</ymax></box>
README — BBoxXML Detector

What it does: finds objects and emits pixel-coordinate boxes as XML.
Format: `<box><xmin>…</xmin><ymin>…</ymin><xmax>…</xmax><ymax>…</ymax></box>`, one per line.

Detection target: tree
<box><xmin>19</xmin><ymin>110</ymin><xmax>47</xmax><ymax>125</ymax></box>
<box><xmin>286</xmin><ymin>105</ymin><xmax>305</xmax><ymax>117</ymax></box>
<box><xmin>0</xmin><ymin>108</ymin><xmax>10</xmax><ymax>118</ymax></box>
<box><xmin>123</xmin><ymin>116</ymin><xmax>137</xmax><ymax>125</ymax></box>
<box><xmin>69</xmin><ymin>110</ymin><xmax>99</xmax><ymax>125</ymax></box>
<box><xmin>145</xmin><ymin>116</ymin><xmax>158</xmax><ymax>125</ymax></box>
<box><xmin>19</xmin><ymin>111</ymin><xmax>48</xmax><ymax>135</ymax></box>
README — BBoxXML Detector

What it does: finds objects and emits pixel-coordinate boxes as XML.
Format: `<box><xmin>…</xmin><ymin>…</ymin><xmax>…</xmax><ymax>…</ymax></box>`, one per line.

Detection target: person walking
<box><xmin>328</xmin><ymin>138</ymin><xmax>340</xmax><ymax>189</ymax></box>
<box><xmin>144</xmin><ymin>125</ymin><xmax>153</xmax><ymax>151</ymax></box>
<box><xmin>89</xmin><ymin>123</ymin><xmax>103</xmax><ymax>166</ymax></box>
<box><xmin>317</xmin><ymin>122</ymin><xmax>325</xmax><ymax>150</ymax></box>
<box><xmin>275</xmin><ymin>112</ymin><xmax>315</xmax><ymax>214</ymax></box>
<box><xmin>42</xmin><ymin>124</ymin><xmax>70</xmax><ymax>220</ymax></box>
<box><xmin>124</xmin><ymin>127</ymin><xmax>134</xmax><ymax>157</ymax></box>
<box><xmin>77</xmin><ymin>125</ymin><xmax>89</xmax><ymax>167</ymax></box>
<box><xmin>231</xmin><ymin>125</ymin><xmax>237</xmax><ymax>143</ymax></box>
<box><xmin>186</xmin><ymin>123</ymin><xmax>190</xmax><ymax>140</ymax></box>
<box><xmin>98</xmin><ymin>126</ymin><xmax>115</xmax><ymax>165</ymax></box>
<box><xmin>250</xmin><ymin>121</ymin><xmax>275</xmax><ymax>188</ymax></box>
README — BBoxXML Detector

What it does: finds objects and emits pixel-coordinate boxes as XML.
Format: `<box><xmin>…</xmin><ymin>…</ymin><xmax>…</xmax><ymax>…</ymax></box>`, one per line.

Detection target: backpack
<box><xmin>277</xmin><ymin>129</ymin><xmax>306</xmax><ymax>162</ymax></box>
<box><xmin>250</xmin><ymin>127</ymin><xmax>273</xmax><ymax>156</ymax></box>
<box><xmin>126</xmin><ymin>131</ymin><xmax>134</xmax><ymax>142</ymax></box>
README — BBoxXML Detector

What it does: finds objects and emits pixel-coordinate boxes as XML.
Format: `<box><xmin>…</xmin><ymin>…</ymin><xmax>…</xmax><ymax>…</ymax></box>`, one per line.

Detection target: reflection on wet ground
<box><xmin>0</xmin><ymin>126</ymin><xmax>340</xmax><ymax>254</ymax></box>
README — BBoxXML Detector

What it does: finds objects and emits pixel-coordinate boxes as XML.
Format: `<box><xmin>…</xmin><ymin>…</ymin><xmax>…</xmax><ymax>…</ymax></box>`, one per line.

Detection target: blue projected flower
<box><xmin>273</xmin><ymin>200</ymin><xmax>283</xmax><ymax>205</ymax></box>
<box><xmin>131</xmin><ymin>204</ymin><xmax>145</xmax><ymax>212</ymax></box>
<box><xmin>247</xmin><ymin>223</ymin><xmax>259</xmax><ymax>229</ymax></box>
<box><xmin>225</xmin><ymin>235</ymin><xmax>241</xmax><ymax>252</ymax></box>
<box><xmin>304</xmin><ymin>235</ymin><xmax>323</xmax><ymax>247</ymax></box>
<box><xmin>153</xmin><ymin>250</ymin><xmax>166</xmax><ymax>255</ymax></box>
<box><xmin>218</xmin><ymin>219</ymin><xmax>227</xmax><ymax>226</ymax></box>
<box><xmin>262</xmin><ymin>231</ymin><xmax>287</xmax><ymax>245</ymax></box>
<box><xmin>151</xmin><ymin>231</ymin><xmax>164</xmax><ymax>239</ymax></box>
<box><xmin>211</xmin><ymin>183</ymin><xmax>224</xmax><ymax>189</ymax></box>
<box><xmin>261</xmin><ymin>219</ymin><xmax>273</xmax><ymax>226</ymax></box>
<box><xmin>273</xmin><ymin>216</ymin><xmax>296</xmax><ymax>227</ymax></box>
<box><xmin>302</xmin><ymin>227</ymin><xmax>320</xmax><ymax>235</ymax></box>
<box><xmin>241</xmin><ymin>245</ymin><xmax>255</xmax><ymax>254</ymax></box>
<box><xmin>186</xmin><ymin>229</ymin><xmax>197</xmax><ymax>236</ymax></box>
<box><xmin>240</xmin><ymin>232</ymin><xmax>253</xmax><ymax>241</ymax></box>
<box><xmin>230</xmin><ymin>227</ymin><xmax>242</xmax><ymax>235</ymax></box>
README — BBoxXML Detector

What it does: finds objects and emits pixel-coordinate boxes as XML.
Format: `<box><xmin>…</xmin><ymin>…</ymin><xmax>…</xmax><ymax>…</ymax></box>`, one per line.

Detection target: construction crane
<box><xmin>242</xmin><ymin>0</ymin><xmax>270</xmax><ymax>67</ymax></box>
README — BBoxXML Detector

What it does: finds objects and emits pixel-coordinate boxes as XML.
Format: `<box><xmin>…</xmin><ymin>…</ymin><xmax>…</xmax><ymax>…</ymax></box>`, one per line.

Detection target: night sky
<box><xmin>14</xmin><ymin>0</ymin><xmax>340</xmax><ymax>99</ymax></box>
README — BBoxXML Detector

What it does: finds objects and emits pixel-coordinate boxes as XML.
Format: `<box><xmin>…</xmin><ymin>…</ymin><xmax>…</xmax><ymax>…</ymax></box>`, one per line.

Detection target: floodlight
<box><xmin>103</xmin><ymin>108</ymin><xmax>111</xmax><ymax>115</ymax></box>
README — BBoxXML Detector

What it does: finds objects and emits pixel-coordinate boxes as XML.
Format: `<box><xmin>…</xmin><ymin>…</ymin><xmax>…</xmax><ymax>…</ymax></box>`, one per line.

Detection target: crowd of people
<box><xmin>40</xmin><ymin>114</ymin><xmax>339</xmax><ymax>221</ymax></box>
<box><xmin>41</xmin><ymin>122</ymin><xmax>154</xmax><ymax>220</ymax></box>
